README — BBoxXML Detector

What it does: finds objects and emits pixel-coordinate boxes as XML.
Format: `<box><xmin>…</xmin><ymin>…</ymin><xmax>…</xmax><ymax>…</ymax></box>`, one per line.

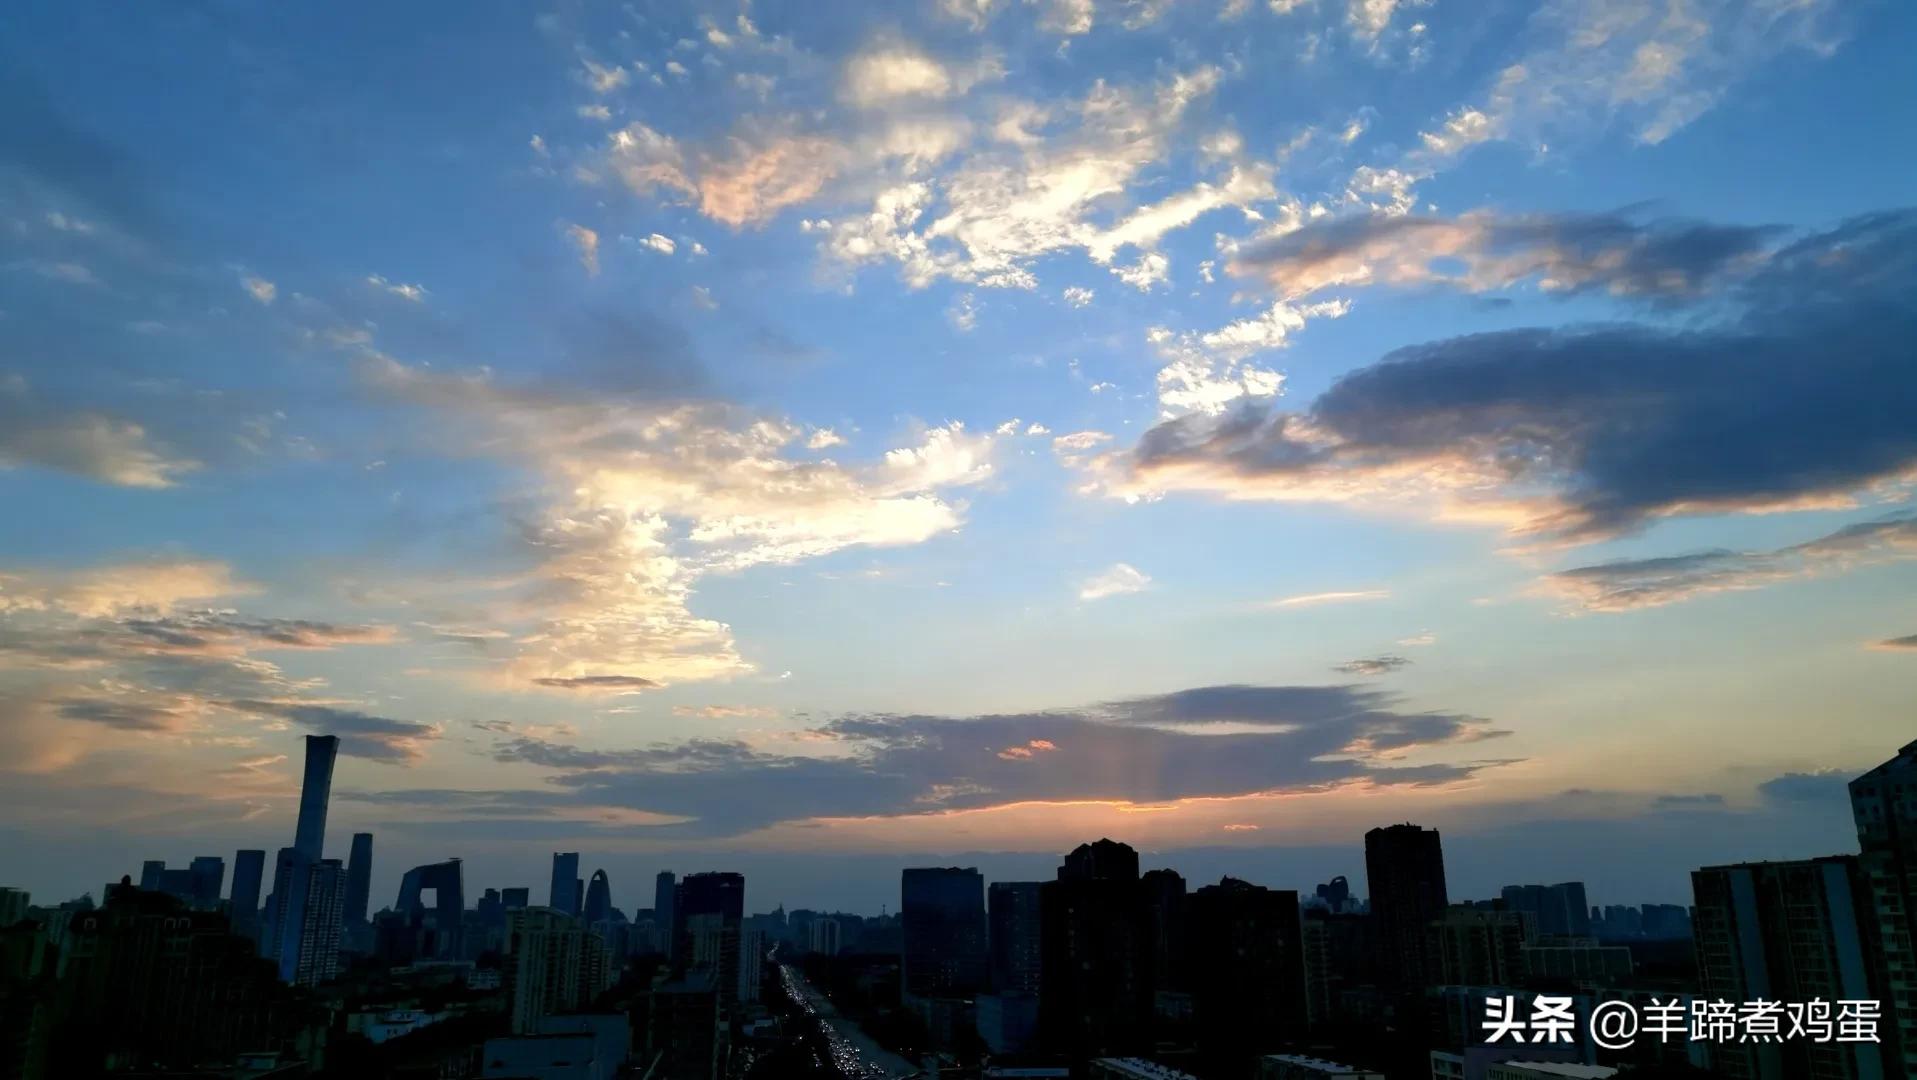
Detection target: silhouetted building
<box><xmin>1040</xmin><ymin>839</ymin><xmax>1151</xmax><ymax>1059</ymax></box>
<box><xmin>395</xmin><ymin>857</ymin><xmax>467</xmax><ymax>961</ymax></box>
<box><xmin>989</xmin><ymin>881</ymin><xmax>1043</xmax><ymax>994</ymax></box>
<box><xmin>1302</xmin><ymin>909</ymin><xmax>1377</xmax><ymax>1029</ymax></box>
<box><xmin>506</xmin><ymin>906</ymin><xmax>613</xmax><ymax>1034</ymax></box>
<box><xmin>1428</xmin><ymin>906</ymin><xmax>1527</xmax><ymax>986</ymax></box>
<box><xmin>1365</xmin><ymin>823</ymin><xmax>1448</xmax><ymax>992</ymax></box>
<box><xmin>1141</xmin><ymin>867</ymin><xmax>1188</xmax><ymax>992</ymax></box>
<box><xmin>549</xmin><ymin>852</ymin><xmax>581</xmax><ymax>917</ymax></box>
<box><xmin>737</xmin><ymin>927</ymin><xmax>764</xmax><ymax>1004</ymax></box>
<box><xmin>187</xmin><ymin>856</ymin><xmax>224</xmax><ymax>910</ymax></box>
<box><xmin>1188</xmin><ymin>877</ymin><xmax>1307</xmax><ymax>1069</ymax></box>
<box><xmin>503</xmin><ymin>886</ymin><xmax>531</xmax><ymax>910</ymax></box>
<box><xmin>649</xmin><ymin>970</ymin><xmax>723</xmax><ymax>1080</ymax></box>
<box><xmin>1315</xmin><ymin>875</ymin><xmax>1352</xmax><ymax>914</ymax></box>
<box><xmin>902</xmin><ymin>866</ymin><xmax>987</xmax><ymax>999</ymax></box>
<box><xmin>584</xmin><ymin>869</ymin><xmax>612</xmax><ymax>925</ymax></box>
<box><xmin>675</xmin><ymin>872</ymin><xmax>745</xmax><ymax>1008</ymax></box>
<box><xmin>809</xmin><ymin>916</ymin><xmax>840</xmax><ymax>957</ymax></box>
<box><xmin>344</xmin><ymin>832</ymin><xmax>373</xmax><ymax>926</ymax></box>
<box><xmin>1853</xmin><ymin>737</ymin><xmax>1917</xmax><ymax>1079</ymax></box>
<box><xmin>0</xmin><ymin>888</ymin><xmax>27</xmax><ymax>927</ymax></box>
<box><xmin>1692</xmin><ymin>856</ymin><xmax>1889</xmax><ymax>1079</ymax></box>
<box><xmin>1499</xmin><ymin>883</ymin><xmax>1590</xmax><ymax>939</ymax></box>
<box><xmin>231</xmin><ymin>849</ymin><xmax>265</xmax><ymax>936</ymax></box>
<box><xmin>266</xmin><ymin>734</ymin><xmax>339</xmax><ymax>983</ymax></box>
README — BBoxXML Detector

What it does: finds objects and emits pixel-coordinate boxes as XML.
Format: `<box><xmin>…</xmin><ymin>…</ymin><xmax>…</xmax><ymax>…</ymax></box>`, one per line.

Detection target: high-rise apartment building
<box><xmin>1692</xmin><ymin>856</ymin><xmax>1889</xmax><ymax>1079</ymax></box>
<box><xmin>1852</xmin><ymin>738</ymin><xmax>1917</xmax><ymax>1079</ymax></box>
<box><xmin>989</xmin><ymin>881</ymin><xmax>1043</xmax><ymax>994</ymax></box>
<box><xmin>344</xmin><ymin>832</ymin><xmax>373</xmax><ymax>926</ymax></box>
<box><xmin>675</xmin><ymin>872</ymin><xmax>745</xmax><ymax>1007</ymax></box>
<box><xmin>1040</xmin><ymin>839</ymin><xmax>1152</xmax><ymax>1060</ymax></box>
<box><xmin>1500</xmin><ymin>883</ymin><xmax>1591</xmax><ymax>939</ymax></box>
<box><xmin>292</xmin><ymin>858</ymin><xmax>346</xmax><ymax>986</ymax></box>
<box><xmin>902</xmin><ymin>867</ymin><xmax>987</xmax><ymax>999</ymax></box>
<box><xmin>1365</xmin><ymin>823</ymin><xmax>1449</xmax><ymax>992</ymax></box>
<box><xmin>1188</xmin><ymin>877</ymin><xmax>1307</xmax><ymax>1069</ymax></box>
<box><xmin>505</xmin><ymin>906</ymin><xmax>597</xmax><ymax>1034</ymax></box>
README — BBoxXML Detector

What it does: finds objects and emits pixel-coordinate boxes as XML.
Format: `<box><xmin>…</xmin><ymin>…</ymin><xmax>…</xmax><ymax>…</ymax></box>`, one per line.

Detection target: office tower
<box><xmin>1188</xmin><ymin>878</ymin><xmax>1307</xmax><ymax>1070</ymax></box>
<box><xmin>1692</xmin><ymin>856</ymin><xmax>1888</xmax><ymax>1079</ymax></box>
<box><xmin>187</xmin><ymin>857</ymin><xmax>224</xmax><ymax>910</ymax></box>
<box><xmin>1427</xmin><ymin>906</ymin><xmax>1528</xmax><ymax>986</ymax></box>
<box><xmin>675</xmin><ymin>872</ymin><xmax>745</xmax><ymax>1006</ymax></box>
<box><xmin>988</xmin><ymin>881</ymin><xmax>1043</xmax><ymax>993</ymax></box>
<box><xmin>502</xmin><ymin>886</ymin><xmax>530</xmax><ymax>910</ymax></box>
<box><xmin>140</xmin><ymin>860</ymin><xmax>165</xmax><ymax>891</ymax></box>
<box><xmin>901</xmin><ymin>867</ymin><xmax>987</xmax><ymax>999</ymax></box>
<box><xmin>1853</xmin><ymin>738</ymin><xmax>1917</xmax><ymax>1079</ymax></box>
<box><xmin>395</xmin><ymin>858</ymin><xmax>466</xmax><ymax>961</ymax></box>
<box><xmin>267</xmin><ymin>735</ymin><xmax>340</xmax><ymax>983</ymax></box>
<box><xmin>649</xmin><ymin>970</ymin><xmax>723</xmax><ymax>1080</ymax></box>
<box><xmin>230</xmin><ymin>849</ymin><xmax>264</xmax><ymax>934</ymax></box>
<box><xmin>344</xmin><ymin>832</ymin><xmax>373</xmax><ymax>925</ymax></box>
<box><xmin>1140</xmin><ymin>868</ymin><xmax>1188</xmax><ymax>992</ymax></box>
<box><xmin>1364</xmin><ymin>823</ymin><xmax>1448</xmax><ymax>991</ymax></box>
<box><xmin>584</xmin><ymin>869</ymin><xmax>613</xmax><ymax>925</ymax></box>
<box><xmin>506</xmin><ymin>907</ymin><xmax>597</xmax><ymax>1034</ymax></box>
<box><xmin>1499</xmin><ymin>882</ymin><xmax>1591</xmax><ymax>938</ymax></box>
<box><xmin>1315</xmin><ymin>875</ymin><xmax>1351</xmax><ymax>913</ymax></box>
<box><xmin>1040</xmin><ymin>839</ymin><xmax>1151</xmax><ymax>1060</ymax></box>
<box><xmin>0</xmin><ymin>887</ymin><xmax>27</xmax><ymax>926</ymax></box>
<box><xmin>292</xmin><ymin>858</ymin><xmax>346</xmax><ymax>986</ymax></box>
<box><xmin>549</xmin><ymin>852</ymin><xmax>581</xmax><ymax>916</ymax></box>
<box><xmin>655</xmin><ymin>870</ymin><xmax>677</xmax><ymax>957</ymax></box>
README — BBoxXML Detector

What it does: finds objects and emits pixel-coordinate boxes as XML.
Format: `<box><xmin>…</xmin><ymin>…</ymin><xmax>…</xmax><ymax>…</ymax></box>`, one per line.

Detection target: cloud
<box><xmin>1271</xmin><ymin>589</ymin><xmax>1389</xmax><ymax>608</ymax></box>
<box><xmin>1872</xmin><ymin>634</ymin><xmax>1917</xmax><ymax>652</ymax></box>
<box><xmin>0</xmin><ymin>559</ymin><xmax>254</xmax><ymax>617</ymax></box>
<box><xmin>639</xmin><ymin>233</ymin><xmax>676</xmax><ymax>255</ymax></box>
<box><xmin>564</xmin><ymin>223</ymin><xmax>600</xmax><ymax>275</ymax></box>
<box><xmin>242</xmin><ymin>276</ymin><xmax>276</xmax><ymax>304</ymax></box>
<box><xmin>1654</xmin><ymin>792</ymin><xmax>1726</xmax><ymax>808</ymax></box>
<box><xmin>372</xmin><ymin>682</ymin><xmax>1510</xmax><ymax>837</ymax></box>
<box><xmin>1062</xmin><ymin>286</ymin><xmax>1094</xmax><ymax>308</ymax></box>
<box><xmin>1334</xmin><ymin>655</ymin><xmax>1411</xmax><ymax>675</ymax></box>
<box><xmin>841</xmin><ymin>43</ymin><xmax>1000</xmax><ymax>108</ymax></box>
<box><xmin>1541</xmin><ymin>514</ymin><xmax>1917</xmax><ymax>612</ymax></box>
<box><xmin>1083</xmin><ymin>209</ymin><xmax>1917</xmax><ymax>543</ymax></box>
<box><xmin>366</xmin><ymin>274</ymin><xmax>428</xmax><ymax>302</ymax></box>
<box><xmin>354</xmin><ymin>351</ymin><xmax>998</xmax><ymax>690</ymax></box>
<box><xmin>530</xmin><ymin>674</ymin><xmax>661</xmax><ymax>692</ymax></box>
<box><xmin>1757</xmin><ymin>769</ymin><xmax>1852</xmax><ymax>805</ymax></box>
<box><xmin>1230</xmin><ymin>209</ymin><xmax>1780</xmax><ymax>302</ymax></box>
<box><xmin>224</xmin><ymin>699</ymin><xmax>438</xmax><ymax>764</ymax></box>
<box><xmin>1079</xmin><ymin>563</ymin><xmax>1151</xmax><ymax>601</ymax></box>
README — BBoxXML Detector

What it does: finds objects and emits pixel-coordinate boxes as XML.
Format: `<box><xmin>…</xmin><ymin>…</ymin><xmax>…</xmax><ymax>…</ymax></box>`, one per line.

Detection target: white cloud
<box><xmin>578</xmin><ymin>103</ymin><xmax>613</xmax><ymax>121</ymax></box>
<box><xmin>0</xmin><ymin>560</ymin><xmax>255</xmax><ymax>618</ymax></box>
<box><xmin>242</xmin><ymin>276</ymin><xmax>276</xmax><ymax>304</ymax></box>
<box><xmin>1113</xmin><ymin>252</ymin><xmax>1170</xmax><ymax>291</ymax></box>
<box><xmin>579</xmin><ymin>58</ymin><xmax>631</xmax><ymax>94</ymax></box>
<box><xmin>947</xmin><ymin>292</ymin><xmax>980</xmax><ymax>331</ymax></box>
<box><xmin>365</xmin><ymin>274</ymin><xmax>428</xmax><ymax>302</ymax></box>
<box><xmin>841</xmin><ymin>43</ymin><xmax>1001</xmax><ymax>107</ymax></box>
<box><xmin>640</xmin><ymin>233</ymin><xmax>677</xmax><ymax>255</ymax></box>
<box><xmin>807</xmin><ymin>428</ymin><xmax>847</xmax><ymax>449</ymax></box>
<box><xmin>1062</xmin><ymin>286</ymin><xmax>1095</xmax><ymax>307</ymax></box>
<box><xmin>1270</xmin><ymin>589</ymin><xmax>1390</xmax><ymax>608</ymax></box>
<box><xmin>565</xmin><ymin>223</ymin><xmax>600</xmax><ymax>275</ymax></box>
<box><xmin>1035</xmin><ymin>0</ymin><xmax>1095</xmax><ymax>34</ymax></box>
<box><xmin>1079</xmin><ymin>562</ymin><xmax>1152</xmax><ymax>600</ymax></box>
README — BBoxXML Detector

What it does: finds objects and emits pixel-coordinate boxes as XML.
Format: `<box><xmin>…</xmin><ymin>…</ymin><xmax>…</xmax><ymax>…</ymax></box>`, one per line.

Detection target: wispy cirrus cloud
<box><xmin>1271</xmin><ymin>589</ymin><xmax>1389</xmax><ymax>608</ymax></box>
<box><xmin>1079</xmin><ymin>562</ymin><xmax>1151</xmax><ymax>601</ymax></box>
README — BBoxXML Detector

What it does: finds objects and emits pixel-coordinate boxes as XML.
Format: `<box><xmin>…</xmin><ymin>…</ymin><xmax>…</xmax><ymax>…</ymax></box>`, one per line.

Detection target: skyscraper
<box><xmin>267</xmin><ymin>735</ymin><xmax>340</xmax><ymax>983</ymax></box>
<box><xmin>1187</xmin><ymin>877</ymin><xmax>1307</xmax><ymax>1070</ymax></box>
<box><xmin>674</xmin><ymin>872</ymin><xmax>745</xmax><ymax>1006</ymax></box>
<box><xmin>902</xmin><ymin>867</ymin><xmax>987</xmax><ymax>1000</ymax></box>
<box><xmin>344</xmin><ymin>832</ymin><xmax>373</xmax><ymax>925</ymax></box>
<box><xmin>1040</xmin><ymin>839</ymin><xmax>1151</xmax><ymax>1060</ymax></box>
<box><xmin>293</xmin><ymin>858</ymin><xmax>347</xmax><ymax>986</ymax></box>
<box><xmin>1851</xmin><ymin>738</ymin><xmax>1917</xmax><ymax>1079</ymax></box>
<box><xmin>1692</xmin><ymin>856</ymin><xmax>1889</xmax><ymax>1079</ymax></box>
<box><xmin>187</xmin><ymin>857</ymin><xmax>224</xmax><ymax>910</ymax></box>
<box><xmin>654</xmin><ymin>870</ymin><xmax>676</xmax><ymax>958</ymax></box>
<box><xmin>1364</xmin><ymin>823</ymin><xmax>1448</xmax><ymax>991</ymax></box>
<box><xmin>550</xmin><ymin>852</ymin><xmax>581</xmax><ymax>917</ymax></box>
<box><xmin>230</xmin><ymin>849</ymin><xmax>265</xmax><ymax>936</ymax></box>
<box><xmin>584</xmin><ymin>869</ymin><xmax>612</xmax><ymax>925</ymax></box>
<box><xmin>1499</xmin><ymin>882</ymin><xmax>1591</xmax><ymax>938</ymax></box>
<box><xmin>395</xmin><ymin>858</ymin><xmax>466</xmax><ymax>961</ymax></box>
<box><xmin>988</xmin><ymin>881</ymin><xmax>1043</xmax><ymax>994</ymax></box>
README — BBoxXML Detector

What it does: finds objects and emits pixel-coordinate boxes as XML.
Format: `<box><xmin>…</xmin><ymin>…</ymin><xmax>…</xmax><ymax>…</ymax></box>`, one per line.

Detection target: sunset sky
<box><xmin>2</xmin><ymin>0</ymin><xmax>1913</xmax><ymax>913</ymax></box>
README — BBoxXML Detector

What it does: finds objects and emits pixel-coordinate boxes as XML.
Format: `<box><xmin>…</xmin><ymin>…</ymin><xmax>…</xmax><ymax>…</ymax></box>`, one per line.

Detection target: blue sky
<box><xmin>1</xmin><ymin>0</ymin><xmax>1913</xmax><ymax>912</ymax></box>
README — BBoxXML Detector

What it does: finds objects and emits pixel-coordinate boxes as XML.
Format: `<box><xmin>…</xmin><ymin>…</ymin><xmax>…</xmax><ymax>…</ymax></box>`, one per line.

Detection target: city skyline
<box><xmin>3</xmin><ymin>0</ymin><xmax>1915</xmax><ymax>915</ymax></box>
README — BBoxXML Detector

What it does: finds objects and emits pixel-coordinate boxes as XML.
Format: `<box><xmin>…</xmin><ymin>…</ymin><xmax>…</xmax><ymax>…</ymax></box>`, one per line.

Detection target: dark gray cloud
<box><xmin>55</xmin><ymin>697</ymin><xmax>188</xmax><ymax>732</ymax></box>
<box><xmin>1653</xmin><ymin>793</ymin><xmax>1726</xmax><ymax>808</ymax></box>
<box><xmin>1757</xmin><ymin>770</ymin><xmax>1852</xmax><ymax>806</ymax></box>
<box><xmin>1545</xmin><ymin>513</ymin><xmax>1917</xmax><ymax>611</ymax></box>
<box><xmin>360</xmin><ymin>684</ymin><xmax>1515</xmax><ymax>838</ymax></box>
<box><xmin>1231</xmin><ymin>208</ymin><xmax>1782</xmax><ymax>303</ymax></box>
<box><xmin>1872</xmin><ymin>634</ymin><xmax>1917</xmax><ymax>651</ymax></box>
<box><xmin>1113</xmin><ymin>209</ymin><xmax>1917</xmax><ymax>543</ymax></box>
<box><xmin>1334</xmin><ymin>655</ymin><xmax>1411</xmax><ymax>675</ymax></box>
<box><xmin>530</xmin><ymin>675</ymin><xmax>661</xmax><ymax>691</ymax></box>
<box><xmin>224</xmin><ymin>700</ymin><xmax>438</xmax><ymax>764</ymax></box>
